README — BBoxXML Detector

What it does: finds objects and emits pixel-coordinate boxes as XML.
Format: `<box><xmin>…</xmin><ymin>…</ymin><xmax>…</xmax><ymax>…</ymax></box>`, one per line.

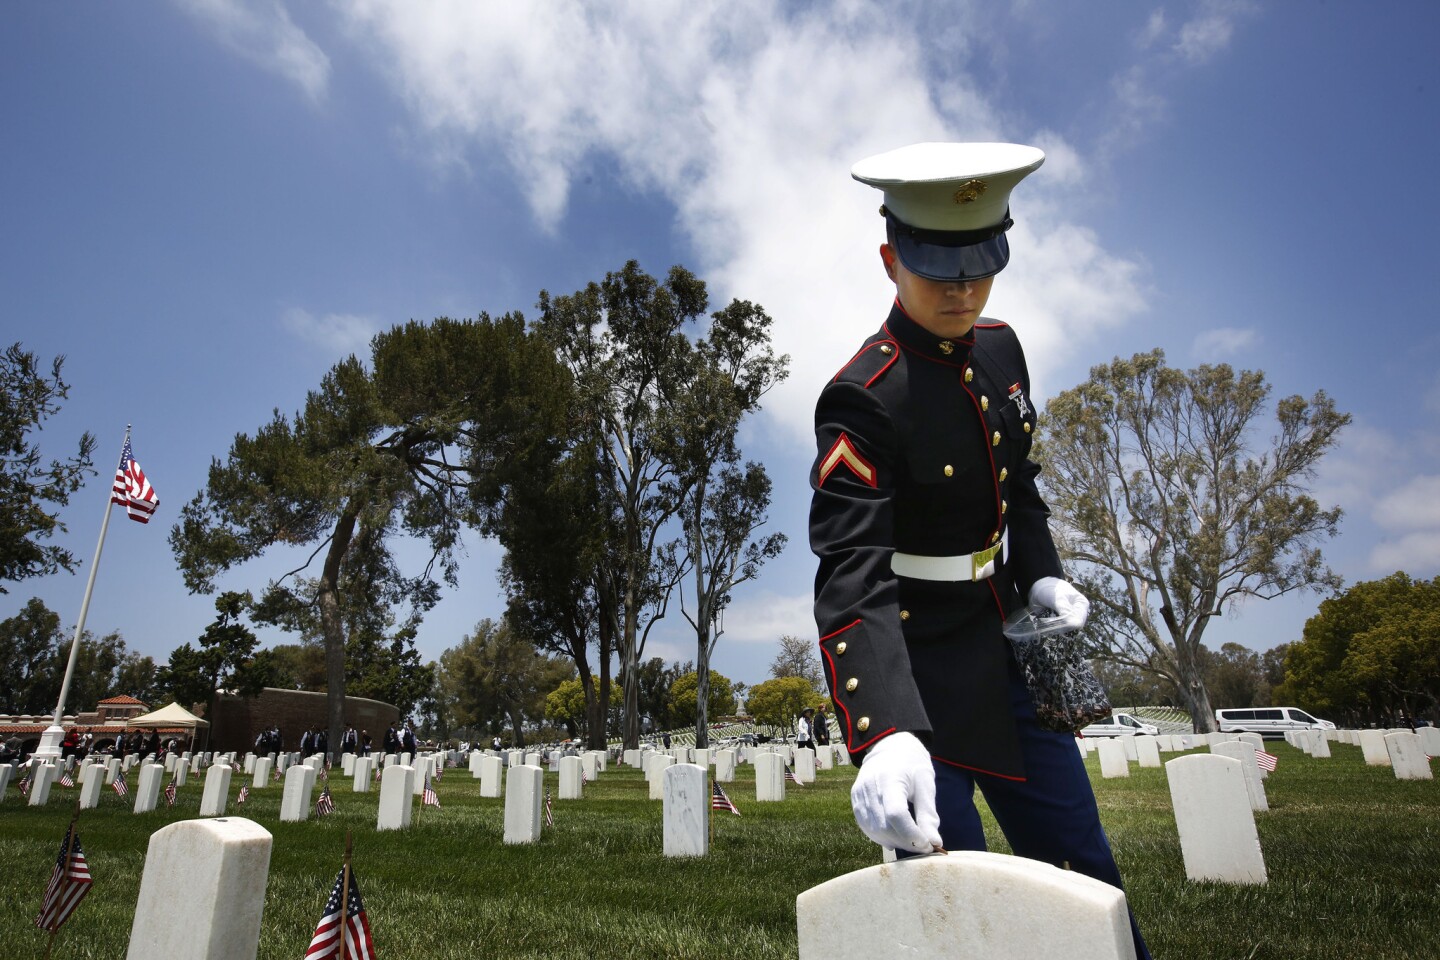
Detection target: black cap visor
<box><xmin>888</xmin><ymin>212</ymin><xmax>1013</xmax><ymax>282</ymax></box>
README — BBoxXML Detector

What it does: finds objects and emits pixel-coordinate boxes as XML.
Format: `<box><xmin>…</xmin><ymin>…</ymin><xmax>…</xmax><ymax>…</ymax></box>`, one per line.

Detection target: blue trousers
<box><xmin>925</xmin><ymin>668</ymin><xmax>1152</xmax><ymax>959</ymax></box>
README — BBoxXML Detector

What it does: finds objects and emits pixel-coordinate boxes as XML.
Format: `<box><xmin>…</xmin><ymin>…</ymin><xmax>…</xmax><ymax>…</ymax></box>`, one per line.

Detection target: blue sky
<box><xmin>4</xmin><ymin>1</ymin><xmax>1439</xmax><ymax>696</ymax></box>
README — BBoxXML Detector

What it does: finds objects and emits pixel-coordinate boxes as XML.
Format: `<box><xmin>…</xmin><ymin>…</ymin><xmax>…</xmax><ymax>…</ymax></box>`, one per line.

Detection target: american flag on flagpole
<box><xmin>421</xmin><ymin>775</ymin><xmax>440</xmax><ymax>809</ymax></box>
<box><xmin>544</xmin><ymin>790</ymin><xmax>554</xmax><ymax>827</ymax></box>
<box><xmin>164</xmin><ymin>778</ymin><xmax>177</xmax><ymax>807</ymax></box>
<box><xmin>711</xmin><ymin>780</ymin><xmax>740</xmax><ymax>816</ymax></box>
<box><xmin>1256</xmin><ymin>749</ymin><xmax>1278</xmax><ymax>772</ymax></box>
<box><xmin>112</xmin><ymin>770</ymin><xmax>129</xmax><ymax>796</ymax></box>
<box><xmin>237</xmin><ymin>783</ymin><xmax>250</xmax><ymax>805</ymax></box>
<box><xmin>111</xmin><ymin>434</ymin><xmax>159</xmax><ymax>523</ymax></box>
<box><xmin>316</xmin><ymin>784</ymin><xmax>334</xmax><ymax>817</ymax></box>
<box><xmin>304</xmin><ymin>865</ymin><xmax>376</xmax><ymax>960</ymax></box>
<box><xmin>34</xmin><ymin>828</ymin><xmax>92</xmax><ymax>933</ymax></box>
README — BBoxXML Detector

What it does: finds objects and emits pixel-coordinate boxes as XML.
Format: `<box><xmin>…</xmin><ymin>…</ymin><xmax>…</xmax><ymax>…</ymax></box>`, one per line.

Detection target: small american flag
<box><xmin>112</xmin><ymin>770</ymin><xmax>129</xmax><ymax>796</ymax></box>
<box><xmin>237</xmin><ymin>784</ymin><xmax>250</xmax><ymax>805</ymax></box>
<box><xmin>18</xmin><ymin>768</ymin><xmax>32</xmax><ymax>797</ymax></box>
<box><xmin>373</xmin><ymin>764</ymin><xmax>382</xmax><ymax>783</ymax></box>
<box><xmin>111</xmin><ymin>435</ymin><xmax>159</xmax><ymax>523</ymax></box>
<box><xmin>544</xmin><ymin>790</ymin><xmax>554</xmax><ymax>827</ymax></box>
<box><xmin>304</xmin><ymin>865</ymin><xmax>376</xmax><ymax>960</ymax></box>
<box><xmin>432</xmin><ymin>764</ymin><xmax>442</xmax><ymax>782</ymax></box>
<box><xmin>316</xmin><ymin>784</ymin><xmax>334</xmax><ymax>817</ymax></box>
<box><xmin>231</xmin><ymin>761</ymin><xmax>243</xmax><ymax>774</ymax></box>
<box><xmin>711</xmin><ymin>780</ymin><xmax>740</xmax><ymax>816</ymax></box>
<box><xmin>58</xmin><ymin>770</ymin><xmax>75</xmax><ymax>788</ymax></box>
<box><xmin>421</xmin><ymin>775</ymin><xmax>440</xmax><ymax>809</ymax></box>
<box><xmin>34</xmin><ymin>828</ymin><xmax>92</xmax><ymax>933</ymax></box>
<box><xmin>785</xmin><ymin>763</ymin><xmax>803</xmax><ymax>786</ymax></box>
<box><xmin>1256</xmin><ymin>749</ymin><xmax>1278</xmax><ymax>772</ymax></box>
<box><xmin>164</xmin><ymin>778</ymin><xmax>177</xmax><ymax>807</ymax></box>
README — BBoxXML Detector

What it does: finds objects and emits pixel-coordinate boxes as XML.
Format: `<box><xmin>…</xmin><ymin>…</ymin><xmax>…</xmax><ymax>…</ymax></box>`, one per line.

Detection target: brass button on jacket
<box><xmin>845</xmin><ymin>677</ymin><xmax>859</xmax><ymax>692</ymax></box>
<box><xmin>856</xmin><ymin>717</ymin><xmax>870</xmax><ymax>733</ymax></box>
<box><xmin>835</xmin><ymin>641</ymin><xmax>847</xmax><ymax>655</ymax></box>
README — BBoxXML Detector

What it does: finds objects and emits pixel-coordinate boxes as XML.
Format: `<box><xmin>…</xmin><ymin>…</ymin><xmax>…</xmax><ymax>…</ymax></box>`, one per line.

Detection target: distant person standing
<box><xmin>796</xmin><ymin>707</ymin><xmax>815</xmax><ymax>752</ymax></box>
<box><xmin>814</xmin><ymin>704</ymin><xmax>831</xmax><ymax>747</ymax></box>
<box><xmin>361</xmin><ymin>729</ymin><xmax>372</xmax><ymax>756</ymax></box>
<box><xmin>383</xmin><ymin>724</ymin><xmax>399</xmax><ymax>755</ymax></box>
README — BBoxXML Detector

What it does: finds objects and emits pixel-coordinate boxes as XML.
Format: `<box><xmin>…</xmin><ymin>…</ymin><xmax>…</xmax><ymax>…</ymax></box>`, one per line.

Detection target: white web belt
<box><xmin>891</xmin><ymin>528</ymin><xmax>1008</xmax><ymax>582</ymax></box>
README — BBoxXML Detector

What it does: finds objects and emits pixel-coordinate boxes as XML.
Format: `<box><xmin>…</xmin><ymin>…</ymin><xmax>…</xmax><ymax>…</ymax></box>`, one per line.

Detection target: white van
<box><xmin>1215</xmin><ymin>707</ymin><xmax>1335</xmax><ymax>738</ymax></box>
<box><xmin>1078</xmin><ymin>712</ymin><xmax>1159</xmax><ymax>738</ymax></box>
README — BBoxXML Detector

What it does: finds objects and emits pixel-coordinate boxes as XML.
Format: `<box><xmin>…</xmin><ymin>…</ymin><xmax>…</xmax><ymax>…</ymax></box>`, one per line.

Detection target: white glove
<box><xmin>850</xmin><ymin>732</ymin><xmax>942</xmax><ymax>854</ymax></box>
<box><xmin>1029</xmin><ymin>576</ymin><xmax>1090</xmax><ymax>632</ymax></box>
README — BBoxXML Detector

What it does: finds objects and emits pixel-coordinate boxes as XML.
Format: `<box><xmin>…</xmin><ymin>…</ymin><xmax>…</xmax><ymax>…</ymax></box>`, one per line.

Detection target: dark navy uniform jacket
<box><xmin>810</xmin><ymin>301</ymin><xmax>1063</xmax><ymax>780</ymax></box>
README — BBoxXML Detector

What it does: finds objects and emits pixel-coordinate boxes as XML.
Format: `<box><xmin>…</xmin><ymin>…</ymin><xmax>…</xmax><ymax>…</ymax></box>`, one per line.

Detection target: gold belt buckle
<box><xmin>971</xmin><ymin>540</ymin><xmax>1001</xmax><ymax>580</ymax></box>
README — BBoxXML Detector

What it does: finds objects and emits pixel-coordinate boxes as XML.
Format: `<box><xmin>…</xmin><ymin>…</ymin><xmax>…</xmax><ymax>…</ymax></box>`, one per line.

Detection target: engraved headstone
<box><xmin>797</xmin><ymin>851</ymin><xmax>1137</xmax><ymax>960</ymax></box>
<box><xmin>279</xmin><ymin>764</ymin><xmax>317</xmax><ymax>822</ymax></box>
<box><xmin>1097</xmin><ymin>740</ymin><xmax>1129</xmax><ymax>779</ymax></box>
<box><xmin>1385</xmin><ymin>732</ymin><xmax>1433</xmax><ymax>780</ymax></box>
<box><xmin>755</xmin><ymin>751</ymin><xmax>786</xmax><ymax>801</ymax></box>
<box><xmin>479</xmin><ymin>756</ymin><xmax>504</xmax><ymax>797</ymax></box>
<box><xmin>134</xmin><ymin>763</ymin><xmax>165</xmax><ymax>814</ymax></box>
<box><xmin>1166</xmin><ymin>754</ymin><xmax>1266</xmax><ymax>884</ymax></box>
<box><xmin>662</xmin><ymin>764</ymin><xmax>709</xmax><ymax>858</ymax></box>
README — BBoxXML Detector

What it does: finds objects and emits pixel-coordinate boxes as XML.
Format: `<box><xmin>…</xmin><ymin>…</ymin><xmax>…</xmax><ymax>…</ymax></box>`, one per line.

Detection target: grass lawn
<box><xmin>1</xmin><ymin>743</ymin><xmax>1437</xmax><ymax>959</ymax></box>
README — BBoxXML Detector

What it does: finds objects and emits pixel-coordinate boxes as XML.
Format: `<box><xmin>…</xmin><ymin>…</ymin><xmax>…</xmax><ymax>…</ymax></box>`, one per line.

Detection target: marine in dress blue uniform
<box><xmin>810</xmin><ymin>142</ymin><xmax>1149</xmax><ymax>958</ymax></box>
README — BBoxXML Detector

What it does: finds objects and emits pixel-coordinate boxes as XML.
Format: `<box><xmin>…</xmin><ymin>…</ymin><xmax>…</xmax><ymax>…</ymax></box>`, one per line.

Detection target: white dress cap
<box><xmin>851</xmin><ymin>142</ymin><xmax>1045</xmax><ymax>232</ymax></box>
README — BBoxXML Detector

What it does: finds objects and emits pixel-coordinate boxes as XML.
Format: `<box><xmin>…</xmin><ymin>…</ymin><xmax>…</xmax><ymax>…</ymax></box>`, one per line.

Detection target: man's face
<box><xmin>881</xmin><ymin>244</ymin><xmax>995</xmax><ymax>340</ymax></box>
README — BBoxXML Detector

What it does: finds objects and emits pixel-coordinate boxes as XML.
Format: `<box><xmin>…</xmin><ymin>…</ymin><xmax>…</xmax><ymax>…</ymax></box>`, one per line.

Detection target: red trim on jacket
<box><xmin>832</xmin><ymin>340</ymin><xmax>899</xmax><ymax>386</ymax></box>
<box><xmin>817</xmin><ymin>620</ymin><xmax>898</xmax><ymax>754</ymax></box>
<box><xmin>933</xmin><ymin>753</ymin><xmax>1028</xmax><ymax>782</ymax></box>
<box><xmin>818</xmin><ymin>433</ymin><xmax>877</xmax><ymax>488</ymax></box>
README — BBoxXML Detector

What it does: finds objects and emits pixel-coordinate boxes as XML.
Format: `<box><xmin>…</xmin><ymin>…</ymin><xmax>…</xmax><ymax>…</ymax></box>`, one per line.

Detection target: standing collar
<box><xmin>881</xmin><ymin>299</ymin><xmax>976</xmax><ymax>367</ymax></box>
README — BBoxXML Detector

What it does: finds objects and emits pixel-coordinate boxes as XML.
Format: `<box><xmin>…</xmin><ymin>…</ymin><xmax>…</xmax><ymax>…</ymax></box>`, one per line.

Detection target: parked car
<box><xmin>1215</xmin><ymin>706</ymin><xmax>1335</xmax><ymax>738</ymax></box>
<box><xmin>1078</xmin><ymin>712</ymin><xmax>1159</xmax><ymax>737</ymax></box>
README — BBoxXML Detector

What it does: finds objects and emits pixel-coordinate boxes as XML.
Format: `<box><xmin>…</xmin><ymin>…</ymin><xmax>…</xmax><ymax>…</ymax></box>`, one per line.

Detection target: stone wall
<box><xmin>206</xmin><ymin>688</ymin><xmax>399</xmax><ymax>753</ymax></box>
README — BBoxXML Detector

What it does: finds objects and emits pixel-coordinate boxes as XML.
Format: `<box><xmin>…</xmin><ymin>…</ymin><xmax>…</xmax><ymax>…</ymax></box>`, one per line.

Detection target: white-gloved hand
<box><xmin>1029</xmin><ymin>576</ymin><xmax>1090</xmax><ymax>632</ymax></box>
<box><xmin>850</xmin><ymin>732</ymin><xmax>942</xmax><ymax>853</ymax></box>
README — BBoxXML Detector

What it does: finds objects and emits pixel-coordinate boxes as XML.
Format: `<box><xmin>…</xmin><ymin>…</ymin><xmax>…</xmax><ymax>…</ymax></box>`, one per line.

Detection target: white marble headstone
<box><xmin>27</xmin><ymin>762</ymin><xmax>58</xmax><ymax>807</ymax></box>
<box><xmin>797</xmin><ymin>851</ymin><xmax>1136</xmax><ymax>960</ymax></box>
<box><xmin>376</xmin><ymin>764</ymin><xmax>414</xmax><ymax>831</ymax></box>
<box><xmin>1210</xmin><ymin>741</ymin><xmax>1267</xmax><ymax>813</ymax></box>
<box><xmin>755</xmin><ymin>752</ymin><xmax>786</xmax><ymax>801</ymax></box>
<box><xmin>125</xmin><ymin>817</ymin><xmax>272</xmax><ymax>960</ymax></box>
<box><xmin>79</xmin><ymin>763</ymin><xmax>106</xmax><ymax>810</ymax></box>
<box><xmin>479</xmin><ymin>756</ymin><xmax>504</xmax><ymax>797</ymax></box>
<box><xmin>1134</xmin><ymin>737</ymin><xmax>1161</xmax><ymax>768</ymax></box>
<box><xmin>1165</xmin><ymin>754</ymin><xmax>1266</xmax><ymax>884</ymax></box>
<box><xmin>792</xmin><ymin>747</ymin><xmax>817</xmax><ymax>784</ymax></box>
<box><xmin>559</xmin><ymin>756</ymin><xmax>584</xmax><ymax>799</ymax></box>
<box><xmin>251</xmin><ymin>757</ymin><xmax>273</xmax><ymax>790</ymax></box>
<box><xmin>1097</xmin><ymin>740</ymin><xmax>1129</xmax><ymax>779</ymax></box>
<box><xmin>1360</xmin><ymin>730</ymin><xmax>1392</xmax><ymax>766</ymax></box>
<box><xmin>200</xmin><ymin>765</ymin><xmax>233</xmax><ymax>817</ymax></box>
<box><xmin>134</xmin><ymin>763</ymin><xmax>165</xmax><ymax>813</ymax></box>
<box><xmin>714</xmin><ymin>749</ymin><xmax>737</xmax><ymax>783</ymax></box>
<box><xmin>648</xmin><ymin>754</ymin><xmax>676</xmax><ymax>799</ymax></box>
<box><xmin>352</xmin><ymin>756</ymin><xmax>373</xmax><ymax>792</ymax></box>
<box><xmin>1385</xmin><ymin>732</ymin><xmax>1433</xmax><ymax>780</ymax></box>
<box><xmin>503</xmin><ymin>764</ymin><xmax>544</xmax><ymax>844</ymax></box>
<box><xmin>662</xmin><ymin>764</ymin><xmax>709</xmax><ymax>858</ymax></box>
<box><xmin>279</xmin><ymin>764</ymin><xmax>317</xmax><ymax>822</ymax></box>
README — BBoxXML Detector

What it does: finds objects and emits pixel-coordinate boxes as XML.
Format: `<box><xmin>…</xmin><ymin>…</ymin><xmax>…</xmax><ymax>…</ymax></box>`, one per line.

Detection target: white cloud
<box><xmin>173</xmin><ymin>0</ymin><xmax>331</xmax><ymax>103</ymax></box>
<box><xmin>1192</xmin><ymin>326</ymin><xmax>1259</xmax><ymax>357</ymax></box>
<box><xmin>1368</xmin><ymin>530</ymin><xmax>1440</xmax><ymax>576</ymax></box>
<box><xmin>715</xmin><ymin>590</ymin><xmax>815</xmax><ymax>646</ymax></box>
<box><xmin>1136</xmin><ymin>10</ymin><xmax>1167</xmax><ymax>49</ymax></box>
<box><xmin>337</xmin><ymin>1</ymin><xmax>1149</xmax><ymax>441</ymax></box>
<box><xmin>1372</xmin><ymin>474</ymin><xmax>1440</xmax><ymax>532</ymax></box>
<box><xmin>1174</xmin><ymin>2</ymin><xmax>1242</xmax><ymax>64</ymax></box>
<box><xmin>281</xmin><ymin>307</ymin><xmax>377</xmax><ymax>355</ymax></box>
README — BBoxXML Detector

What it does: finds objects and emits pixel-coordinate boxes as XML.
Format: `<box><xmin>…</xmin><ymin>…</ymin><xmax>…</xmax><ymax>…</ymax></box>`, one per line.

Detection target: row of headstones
<box><xmin>1103</xmin><ymin>729</ymin><xmax>1435</xmax><ymax>887</ymax></box>
<box><xmin>122</xmin><ymin>813</ymin><xmax>1144</xmax><ymax>960</ymax></box>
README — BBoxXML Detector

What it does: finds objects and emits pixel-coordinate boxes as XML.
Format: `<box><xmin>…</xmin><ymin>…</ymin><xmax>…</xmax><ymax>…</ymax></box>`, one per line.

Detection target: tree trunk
<box><xmin>318</xmin><ymin>508</ymin><xmax>358</xmax><ymax>764</ymax></box>
<box><xmin>508</xmin><ymin>707</ymin><xmax>526</xmax><ymax>748</ymax></box>
<box><xmin>621</xmin><ymin>576</ymin><xmax>641</xmax><ymax>749</ymax></box>
<box><xmin>593</xmin><ymin>594</ymin><xmax>614</xmax><ymax>750</ymax></box>
<box><xmin>695</xmin><ymin>640</ymin><xmax>711</xmax><ymax>749</ymax></box>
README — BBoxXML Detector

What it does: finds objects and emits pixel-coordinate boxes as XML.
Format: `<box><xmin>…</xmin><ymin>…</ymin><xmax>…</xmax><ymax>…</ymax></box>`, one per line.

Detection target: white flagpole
<box><xmin>34</xmin><ymin>426</ymin><xmax>130</xmax><ymax>762</ymax></box>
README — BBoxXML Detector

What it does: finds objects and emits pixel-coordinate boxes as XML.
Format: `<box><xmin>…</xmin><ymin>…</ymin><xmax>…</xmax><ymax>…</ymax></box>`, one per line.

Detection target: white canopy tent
<box><xmin>125</xmin><ymin>701</ymin><xmax>210</xmax><ymax>751</ymax></box>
